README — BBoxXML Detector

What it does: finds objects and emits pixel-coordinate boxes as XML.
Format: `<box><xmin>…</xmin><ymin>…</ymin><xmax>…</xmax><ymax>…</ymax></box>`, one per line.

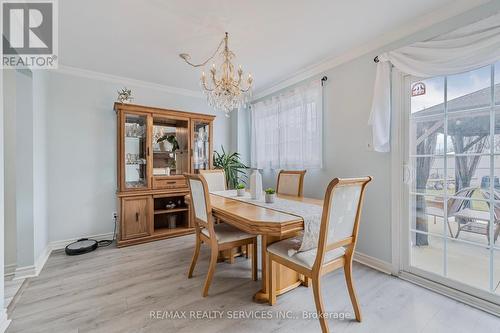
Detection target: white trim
<box><xmin>4</xmin><ymin>264</ymin><xmax>16</xmax><ymax>278</ymax></box>
<box><xmin>12</xmin><ymin>232</ymin><xmax>114</xmax><ymax>280</ymax></box>
<box><xmin>0</xmin><ymin>309</ymin><xmax>11</xmax><ymax>333</ymax></box>
<box><xmin>13</xmin><ymin>265</ymin><xmax>36</xmax><ymax>280</ymax></box>
<box><xmin>34</xmin><ymin>244</ymin><xmax>52</xmax><ymax>275</ymax></box>
<box><xmin>353</xmin><ymin>252</ymin><xmax>393</xmax><ymax>275</ymax></box>
<box><xmin>252</xmin><ymin>0</ymin><xmax>489</xmax><ymax>100</ymax></box>
<box><xmin>13</xmin><ymin>243</ymin><xmax>51</xmax><ymax>280</ymax></box>
<box><xmin>399</xmin><ymin>271</ymin><xmax>500</xmax><ymax>317</ymax></box>
<box><xmin>390</xmin><ymin>69</ymin><xmax>405</xmax><ymax>275</ymax></box>
<box><xmin>54</xmin><ymin>65</ymin><xmax>203</xmax><ymax>99</ymax></box>
<box><xmin>49</xmin><ymin>232</ymin><xmax>114</xmax><ymax>251</ymax></box>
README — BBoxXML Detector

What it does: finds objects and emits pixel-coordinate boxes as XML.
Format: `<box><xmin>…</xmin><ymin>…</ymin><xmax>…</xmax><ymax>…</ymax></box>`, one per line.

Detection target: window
<box><xmin>406</xmin><ymin>61</ymin><xmax>500</xmax><ymax>298</ymax></box>
<box><xmin>250</xmin><ymin>80</ymin><xmax>322</xmax><ymax>170</ymax></box>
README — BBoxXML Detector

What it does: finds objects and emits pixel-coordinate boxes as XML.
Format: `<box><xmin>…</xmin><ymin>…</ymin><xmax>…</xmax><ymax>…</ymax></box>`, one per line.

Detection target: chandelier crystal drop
<box><xmin>180</xmin><ymin>32</ymin><xmax>253</xmax><ymax>117</ymax></box>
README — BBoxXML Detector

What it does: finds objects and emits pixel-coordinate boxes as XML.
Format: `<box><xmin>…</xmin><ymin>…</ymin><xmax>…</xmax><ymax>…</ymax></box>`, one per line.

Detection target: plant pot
<box><xmin>265</xmin><ymin>193</ymin><xmax>276</xmax><ymax>203</ymax></box>
<box><xmin>237</xmin><ymin>188</ymin><xmax>246</xmax><ymax>196</ymax></box>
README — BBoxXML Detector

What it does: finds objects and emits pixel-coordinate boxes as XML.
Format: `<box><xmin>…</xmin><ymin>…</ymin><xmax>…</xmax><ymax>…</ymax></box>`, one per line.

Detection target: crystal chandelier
<box><xmin>180</xmin><ymin>32</ymin><xmax>253</xmax><ymax>117</ymax></box>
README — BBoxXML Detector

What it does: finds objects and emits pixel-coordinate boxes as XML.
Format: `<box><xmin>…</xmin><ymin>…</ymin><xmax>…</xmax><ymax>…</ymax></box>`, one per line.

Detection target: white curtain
<box><xmin>251</xmin><ymin>80</ymin><xmax>323</xmax><ymax>170</ymax></box>
<box><xmin>370</xmin><ymin>12</ymin><xmax>500</xmax><ymax>152</ymax></box>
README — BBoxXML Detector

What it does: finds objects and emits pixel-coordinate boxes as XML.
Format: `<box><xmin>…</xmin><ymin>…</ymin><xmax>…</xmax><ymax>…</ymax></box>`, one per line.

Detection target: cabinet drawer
<box><xmin>121</xmin><ymin>196</ymin><xmax>151</xmax><ymax>240</ymax></box>
<box><xmin>153</xmin><ymin>177</ymin><xmax>187</xmax><ymax>190</ymax></box>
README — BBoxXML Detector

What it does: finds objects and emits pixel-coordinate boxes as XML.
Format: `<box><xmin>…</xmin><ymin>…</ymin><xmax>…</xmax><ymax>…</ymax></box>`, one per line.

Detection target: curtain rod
<box><xmin>252</xmin><ymin>76</ymin><xmax>328</xmax><ymax>104</ymax></box>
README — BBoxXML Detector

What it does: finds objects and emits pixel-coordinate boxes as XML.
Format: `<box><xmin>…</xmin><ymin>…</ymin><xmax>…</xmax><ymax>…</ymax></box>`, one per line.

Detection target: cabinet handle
<box><xmin>136</xmin><ymin>212</ymin><xmax>139</xmax><ymax>222</ymax></box>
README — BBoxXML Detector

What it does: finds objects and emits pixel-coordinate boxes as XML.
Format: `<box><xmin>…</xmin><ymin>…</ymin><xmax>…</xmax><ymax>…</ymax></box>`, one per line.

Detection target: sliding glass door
<box><xmin>402</xmin><ymin>62</ymin><xmax>500</xmax><ymax>303</ymax></box>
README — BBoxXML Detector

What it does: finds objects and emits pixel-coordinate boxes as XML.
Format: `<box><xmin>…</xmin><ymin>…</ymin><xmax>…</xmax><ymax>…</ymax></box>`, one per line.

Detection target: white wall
<box><xmin>3</xmin><ymin>69</ymin><xmax>50</xmax><ymax>276</ymax></box>
<box><xmin>33</xmin><ymin>71</ymin><xmax>49</xmax><ymax>263</ymax></box>
<box><xmin>15</xmin><ymin>70</ymin><xmax>35</xmax><ymax>268</ymax></box>
<box><xmin>253</xmin><ymin>2</ymin><xmax>500</xmax><ymax>264</ymax></box>
<box><xmin>46</xmin><ymin>70</ymin><xmax>231</xmax><ymax>242</ymax></box>
<box><xmin>3</xmin><ymin>70</ymin><xmax>16</xmax><ymax>273</ymax></box>
<box><xmin>0</xmin><ymin>68</ymin><xmax>7</xmax><ymax>320</ymax></box>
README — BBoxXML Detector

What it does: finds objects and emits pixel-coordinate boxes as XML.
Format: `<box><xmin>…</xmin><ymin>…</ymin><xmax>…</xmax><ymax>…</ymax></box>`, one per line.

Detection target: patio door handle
<box><xmin>403</xmin><ymin>164</ymin><xmax>411</xmax><ymax>184</ymax></box>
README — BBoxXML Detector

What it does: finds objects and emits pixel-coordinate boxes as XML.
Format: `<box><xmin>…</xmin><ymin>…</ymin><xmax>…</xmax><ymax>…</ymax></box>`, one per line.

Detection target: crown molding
<box><xmin>54</xmin><ymin>65</ymin><xmax>204</xmax><ymax>98</ymax></box>
<box><xmin>252</xmin><ymin>0</ymin><xmax>490</xmax><ymax>100</ymax></box>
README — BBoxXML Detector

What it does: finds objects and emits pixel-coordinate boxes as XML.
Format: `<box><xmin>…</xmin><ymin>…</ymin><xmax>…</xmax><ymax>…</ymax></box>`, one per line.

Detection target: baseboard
<box><xmin>353</xmin><ymin>252</ymin><xmax>394</xmax><ymax>275</ymax></box>
<box><xmin>13</xmin><ymin>245</ymin><xmax>48</xmax><ymax>280</ymax></box>
<box><xmin>14</xmin><ymin>243</ymin><xmax>52</xmax><ymax>280</ymax></box>
<box><xmin>34</xmin><ymin>244</ymin><xmax>52</xmax><ymax>275</ymax></box>
<box><xmin>49</xmin><ymin>232</ymin><xmax>114</xmax><ymax>251</ymax></box>
<box><xmin>12</xmin><ymin>233</ymin><xmax>114</xmax><ymax>280</ymax></box>
<box><xmin>4</xmin><ymin>264</ymin><xmax>16</xmax><ymax>278</ymax></box>
<box><xmin>13</xmin><ymin>264</ymin><xmax>37</xmax><ymax>280</ymax></box>
<box><xmin>0</xmin><ymin>309</ymin><xmax>10</xmax><ymax>333</ymax></box>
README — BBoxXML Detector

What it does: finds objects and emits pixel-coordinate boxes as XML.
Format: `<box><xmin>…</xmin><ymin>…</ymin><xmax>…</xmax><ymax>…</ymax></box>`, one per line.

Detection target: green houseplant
<box><xmin>213</xmin><ymin>146</ymin><xmax>248</xmax><ymax>189</ymax></box>
<box><xmin>265</xmin><ymin>188</ymin><xmax>276</xmax><ymax>203</ymax></box>
<box><xmin>157</xmin><ymin>134</ymin><xmax>179</xmax><ymax>152</ymax></box>
<box><xmin>236</xmin><ymin>183</ymin><xmax>246</xmax><ymax>196</ymax></box>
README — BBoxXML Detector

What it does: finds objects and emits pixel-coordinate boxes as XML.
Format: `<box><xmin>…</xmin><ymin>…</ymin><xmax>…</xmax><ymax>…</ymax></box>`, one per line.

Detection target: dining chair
<box><xmin>267</xmin><ymin>176</ymin><xmax>372</xmax><ymax>333</ymax></box>
<box><xmin>199</xmin><ymin>168</ymin><xmax>249</xmax><ymax>262</ymax></box>
<box><xmin>199</xmin><ymin>169</ymin><xmax>227</xmax><ymax>191</ymax></box>
<box><xmin>276</xmin><ymin>170</ymin><xmax>307</xmax><ymax>197</ymax></box>
<box><xmin>186</xmin><ymin>174</ymin><xmax>258</xmax><ymax>297</ymax></box>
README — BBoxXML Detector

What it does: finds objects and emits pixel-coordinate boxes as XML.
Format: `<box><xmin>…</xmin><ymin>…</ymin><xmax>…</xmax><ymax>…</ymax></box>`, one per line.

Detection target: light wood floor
<box><xmin>6</xmin><ymin>234</ymin><xmax>499</xmax><ymax>333</ymax></box>
<box><xmin>4</xmin><ymin>277</ymin><xmax>25</xmax><ymax>309</ymax></box>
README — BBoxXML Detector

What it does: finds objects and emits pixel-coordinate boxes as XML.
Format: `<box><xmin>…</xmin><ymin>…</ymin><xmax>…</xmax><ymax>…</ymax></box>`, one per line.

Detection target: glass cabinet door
<box><xmin>192</xmin><ymin>120</ymin><xmax>211</xmax><ymax>173</ymax></box>
<box><xmin>151</xmin><ymin>116</ymin><xmax>189</xmax><ymax>177</ymax></box>
<box><xmin>124</xmin><ymin>113</ymin><xmax>149</xmax><ymax>189</ymax></box>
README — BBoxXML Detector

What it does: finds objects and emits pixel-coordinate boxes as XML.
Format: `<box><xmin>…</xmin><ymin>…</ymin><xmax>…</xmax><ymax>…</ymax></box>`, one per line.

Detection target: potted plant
<box><xmin>213</xmin><ymin>146</ymin><xmax>249</xmax><ymax>189</ymax></box>
<box><xmin>265</xmin><ymin>188</ymin><xmax>276</xmax><ymax>203</ymax></box>
<box><xmin>117</xmin><ymin>87</ymin><xmax>133</xmax><ymax>104</ymax></box>
<box><xmin>157</xmin><ymin>134</ymin><xmax>179</xmax><ymax>152</ymax></box>
<box><xmin>236</xmin><ymin>183</ymin><xmax>246</xmax><ymax>196</ymax></box>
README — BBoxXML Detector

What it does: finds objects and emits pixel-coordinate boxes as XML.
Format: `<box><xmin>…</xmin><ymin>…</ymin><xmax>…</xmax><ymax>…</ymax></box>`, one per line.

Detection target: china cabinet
<box><xmin>115</xmin><ymin>103</ymin><xmax>215</xmax><ymax>247</ymax></box>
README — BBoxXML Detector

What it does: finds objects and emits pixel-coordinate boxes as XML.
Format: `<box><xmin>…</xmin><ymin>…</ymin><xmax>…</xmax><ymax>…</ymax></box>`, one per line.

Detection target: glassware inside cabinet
<box><xmin>193</xmin><ymin>120</ymin><xmax>210</xmax><ymax>173</ymax></box>
<box><xmin>124</xmin><ymin>114</ymin><xmax>148</xmax><ymax>189</ymax></box>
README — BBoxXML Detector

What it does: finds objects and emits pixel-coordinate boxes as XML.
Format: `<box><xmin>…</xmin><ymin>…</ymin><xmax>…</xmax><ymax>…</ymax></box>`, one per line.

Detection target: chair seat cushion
<box><xmin>201</xmin><ymin>223</ymin><xmax>255</xmax><ymax>244</ymax></box>
<box><xmin>267</xmin><ymin>236</ymin><xmax>345</xmax><ymax>269</ymax></box>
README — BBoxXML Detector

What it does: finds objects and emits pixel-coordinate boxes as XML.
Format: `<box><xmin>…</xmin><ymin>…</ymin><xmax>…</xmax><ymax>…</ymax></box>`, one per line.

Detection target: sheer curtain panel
<box><xmin>251</xmin><ymin>80</ymin><xmax>322</xmax><ymax>170</ymax></box>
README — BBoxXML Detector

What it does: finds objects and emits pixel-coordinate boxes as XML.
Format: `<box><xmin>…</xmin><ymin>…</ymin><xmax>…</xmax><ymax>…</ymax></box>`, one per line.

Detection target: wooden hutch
<box><xmin>115</xmin><ymin>103</ymin><xmax>215</xmax><ymax>247</ymax></box>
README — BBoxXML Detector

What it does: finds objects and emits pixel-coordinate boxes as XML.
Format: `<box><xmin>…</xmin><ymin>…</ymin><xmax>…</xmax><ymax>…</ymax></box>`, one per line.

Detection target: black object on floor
<box><xmin>65</xmin><ymin>238</ymin><xmax>98</xmax><ymax>255</ymax></box>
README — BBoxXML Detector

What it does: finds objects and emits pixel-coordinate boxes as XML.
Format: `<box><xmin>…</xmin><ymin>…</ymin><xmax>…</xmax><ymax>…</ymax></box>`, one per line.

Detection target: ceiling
<box><xmin>59</xmin><ymin>0</ymin><xmax>481</xmax><ymax>94</ymax></box>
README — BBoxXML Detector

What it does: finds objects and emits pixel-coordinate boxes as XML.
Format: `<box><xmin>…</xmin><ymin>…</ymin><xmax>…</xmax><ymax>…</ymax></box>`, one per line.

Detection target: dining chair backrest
<box><xmin>185</xmin><ymin>174</ymin><xmax>213</xmax><ymax>231</ymax></box>
<box><xmin>276</xmin><ymin>170</ymin><xmax>306</xmax><ymax>197</ymax></box>
<box><xmin>314</xmin><ymin>177</ymin><xmax>372</xmax><ymax>268</ymax></box>
<box><xmin>200</xmin><ymin>169</ymin><xmax>227</xmax><ymax>192</ymax></box>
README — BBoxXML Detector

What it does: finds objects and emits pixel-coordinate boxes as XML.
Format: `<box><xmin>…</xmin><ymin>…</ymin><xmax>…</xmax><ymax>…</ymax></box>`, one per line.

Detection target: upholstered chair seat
<box><xmin>267</xmin><ymin>236</ymin><xmax>345</xmax><ymax>269</ymax></box>
<box><xmin>201</xmin><ymin>223</ymin><xmax>255</xmax><ymax>243</ymax></box>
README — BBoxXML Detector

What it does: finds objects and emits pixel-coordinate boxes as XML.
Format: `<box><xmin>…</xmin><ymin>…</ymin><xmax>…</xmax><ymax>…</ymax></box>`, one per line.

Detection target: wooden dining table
<box><xmin>205</xmin><ymin>192</ymin><xmax>324</xmax><ymax>303</ymax></box>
